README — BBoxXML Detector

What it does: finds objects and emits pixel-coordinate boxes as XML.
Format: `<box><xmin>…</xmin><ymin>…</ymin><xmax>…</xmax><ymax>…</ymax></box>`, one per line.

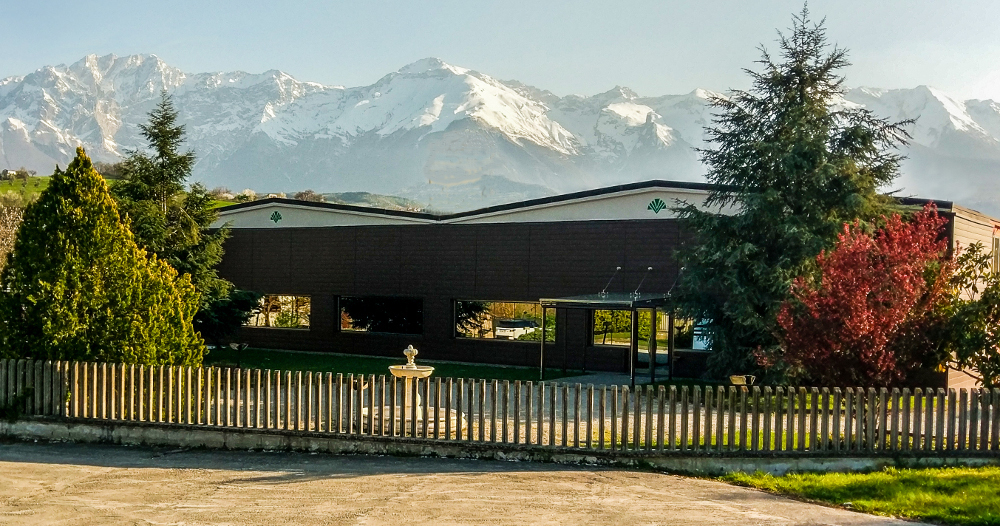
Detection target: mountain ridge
<box><xmin>2</xmin><ymin>53</ymin><xmax>1000</xmax><ymax>214</ymax></box>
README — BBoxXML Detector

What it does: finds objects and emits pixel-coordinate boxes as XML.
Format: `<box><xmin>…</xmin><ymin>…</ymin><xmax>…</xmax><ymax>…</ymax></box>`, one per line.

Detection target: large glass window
<box><xmin>591</xmin><ymin>310</ymin><xmax>695</xmax><ymax>348</ymax></box>
<box><xmin>456</xmin><ymin>301</ymin><xmax>555</xmax><ymax>342</ymax></box>
<box><xmin>246</xmin><ymin>295</ymin><xmax>311</xmax><ymax>329</ymax></box>
<box><xmin>340</xmin><ymin>296</ymin><xmax>423</xmax><ymax>334</ymax></box>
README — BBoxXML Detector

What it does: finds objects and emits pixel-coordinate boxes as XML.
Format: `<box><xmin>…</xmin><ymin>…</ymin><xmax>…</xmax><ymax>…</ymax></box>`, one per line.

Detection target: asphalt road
<box><xmin>0</xmin><ymin>441</ymin><xmax>924</xmax><ymax>525</ymax></box>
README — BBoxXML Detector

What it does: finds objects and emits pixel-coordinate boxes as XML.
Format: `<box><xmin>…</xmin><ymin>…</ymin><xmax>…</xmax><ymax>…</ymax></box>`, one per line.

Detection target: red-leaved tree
<box><xmin>771</xmin><ymin>205</ymin><xmax>952</xmax><ymax>386</ymax></box>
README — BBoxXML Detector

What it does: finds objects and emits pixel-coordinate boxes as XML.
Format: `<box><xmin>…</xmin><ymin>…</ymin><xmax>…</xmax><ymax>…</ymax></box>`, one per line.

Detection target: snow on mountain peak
<box><xmin>3</xmin><ymin>54</ymin><xmax>1000</xmax><ymax>214</ymax></box>
<box><xmin>397</xmin><ymin>57</ymin><xmax>469</xmax><ymax>76</ymax></box>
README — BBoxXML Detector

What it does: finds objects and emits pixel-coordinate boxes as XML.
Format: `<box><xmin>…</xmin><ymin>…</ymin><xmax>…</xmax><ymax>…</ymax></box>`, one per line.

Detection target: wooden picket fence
<box><xmin>1</xmin><ymin>358</ymin><xmax>999</xmax><ymax>456</ymax></box>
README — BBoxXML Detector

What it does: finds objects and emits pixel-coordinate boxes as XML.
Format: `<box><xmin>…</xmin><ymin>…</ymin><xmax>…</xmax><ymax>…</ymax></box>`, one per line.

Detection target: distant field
<box><xmin>209</xmin><ymin>199</ymin><xmax>237</xmax><ymax>209</ymax></box>
<box><xmin>0</xmin><ymin>176</ymin><xmax>49</xmax><ymax>199</ymax></box>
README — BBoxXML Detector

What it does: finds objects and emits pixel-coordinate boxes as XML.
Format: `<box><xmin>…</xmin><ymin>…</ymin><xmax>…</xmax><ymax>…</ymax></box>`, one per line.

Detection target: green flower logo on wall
<box><xmin>270</xmin><ymin>210</ymin><xmax>283</xmax><ymax>224</ymax></box>
<box><xmin>647</xmin><ymin>198</ymin><xmax>667</xmax><ymax>214</ymax></box>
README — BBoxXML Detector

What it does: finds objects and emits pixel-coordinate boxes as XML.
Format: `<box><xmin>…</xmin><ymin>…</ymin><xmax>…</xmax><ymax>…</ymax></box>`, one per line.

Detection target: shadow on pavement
<box><xmin>0</xmin><ymin>439</ymin><xmax>624</xmax><ymax>481</ymax></box>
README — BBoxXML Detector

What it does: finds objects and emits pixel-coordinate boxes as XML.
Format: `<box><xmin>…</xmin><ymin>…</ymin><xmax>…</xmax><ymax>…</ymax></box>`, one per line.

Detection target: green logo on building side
<box><xmin>647</xmin><ymin>198</ymin><xmax>667</xmax><ymax>214</ymax></box>
<box><xmin>270</xmin><ymin>211</ymin><xmax>282</xmax><ymax>223</ymax></box>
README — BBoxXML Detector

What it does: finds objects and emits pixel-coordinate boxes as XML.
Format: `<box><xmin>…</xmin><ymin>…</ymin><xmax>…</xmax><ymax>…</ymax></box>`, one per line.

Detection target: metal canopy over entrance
<box><xmin>539</xmin><ymin>293</ymin><xmax>675</xmax><ymax>387</ymax></box>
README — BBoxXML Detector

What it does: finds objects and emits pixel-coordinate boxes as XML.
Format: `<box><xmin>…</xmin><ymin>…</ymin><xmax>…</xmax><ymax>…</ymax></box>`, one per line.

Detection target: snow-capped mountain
<box><xmin>2</xmin><ymin>54</ymin><xmax>1000</xmax><ymax>214</ymax></box>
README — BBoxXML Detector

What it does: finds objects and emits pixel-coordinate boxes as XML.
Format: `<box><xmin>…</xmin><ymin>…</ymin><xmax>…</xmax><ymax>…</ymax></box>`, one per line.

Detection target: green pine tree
<box><xmin>112</xmin><ymin>92</ymin><xmax>259</xmax><ymax>346</ymax></box>
<box><xmin>0</xmin><ymin>148</ymin><xmax>204</xmax><ymax>364</ymax></box>
<box><xmin>673</xmin><ymin>8</ymin><xmax>910</xmax><ymax>378</ymax></box>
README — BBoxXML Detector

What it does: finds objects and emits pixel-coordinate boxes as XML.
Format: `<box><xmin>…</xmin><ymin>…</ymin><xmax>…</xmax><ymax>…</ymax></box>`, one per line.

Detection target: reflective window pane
<box><xmin>340</xmin><ymin>296</ymin><xmax>423</xmax><ymax>335</ymax></box>
<box><xmin>245</xmin><ymin>295</ymin><xmax>311</xmax><ymax>329</ymax></box>
<box><xmin>456</xmin><ymin>301</ymin><xmax>554</xmax><ymax>342</ymax></box>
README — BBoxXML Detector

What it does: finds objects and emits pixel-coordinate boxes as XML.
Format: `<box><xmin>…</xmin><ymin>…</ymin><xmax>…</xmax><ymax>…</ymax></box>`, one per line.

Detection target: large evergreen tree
<box><xmin>111</xmin><ymin>92</ymin><xmax>258</xmax><ymax>345</ymax></box>
<box><xmin>673</xmin><ymin>8</ymin><xmax>910</xmax><ymax>377</ymax></box>
<box><xmin>0</xmin><ymin>148</ymin><xmax>204</xmax><ymax>364</ymax></box>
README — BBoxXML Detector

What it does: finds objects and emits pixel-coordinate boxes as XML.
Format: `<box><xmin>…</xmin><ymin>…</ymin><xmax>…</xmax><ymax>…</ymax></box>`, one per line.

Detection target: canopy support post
<box><xmin>649</xmin><ymin>308</ymin><xmax>657</xmax><ymax>385</ymax></box>
<box><xmin>668</xmin><ymin>311</ymin><xmax>675</xmax><ymax>382</ymax></box>
<box><xmin>630</xmin><ymin>308</ymin><xmax>639</xmax><ymax>388</ymax></box>
<box><xmin>539</xmin><ymin>305</ymin><xmax>546</xmax><ymax>381</ymax></box>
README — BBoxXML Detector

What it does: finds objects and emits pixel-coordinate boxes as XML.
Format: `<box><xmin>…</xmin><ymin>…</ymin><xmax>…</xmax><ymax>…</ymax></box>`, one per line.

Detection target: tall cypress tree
<box><xmin>0</xmin><ymin>148</ymin><xmax>204</xmax><ymax>364</ymax></box>
<box><xmin>112</xmin><ymin>92</ymin><xmax>258</xmax><ymax>346</ymax></box>
<box><xmin>673</xmin><ymin>8</ymin><xmax>910</xmax><ymax>377</ymax></box>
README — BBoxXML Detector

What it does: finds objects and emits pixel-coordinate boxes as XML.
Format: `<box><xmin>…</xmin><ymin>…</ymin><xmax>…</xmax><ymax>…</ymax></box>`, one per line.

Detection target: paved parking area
<box><xmin>0</xmin><ymin>441</ymin><xmax>922</xmax><ymax>525</ymax></box>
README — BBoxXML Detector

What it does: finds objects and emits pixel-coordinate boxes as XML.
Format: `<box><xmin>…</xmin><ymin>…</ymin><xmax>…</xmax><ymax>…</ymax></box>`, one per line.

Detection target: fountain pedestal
<box><xmin>379</xmin><ymin>345</ymin><xmax>465</xmax><ymax>436</ymax></box>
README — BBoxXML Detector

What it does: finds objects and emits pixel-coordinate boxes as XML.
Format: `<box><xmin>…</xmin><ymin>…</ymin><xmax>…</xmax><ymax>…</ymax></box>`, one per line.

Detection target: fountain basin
<box><xmin>388</xmin><ymin>365</ymin><xmax>434</xmax><ymax>379</ymax></box>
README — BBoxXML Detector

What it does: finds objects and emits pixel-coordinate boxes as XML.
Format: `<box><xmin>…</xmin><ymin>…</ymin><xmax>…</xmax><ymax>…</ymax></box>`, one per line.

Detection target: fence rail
<box><xmin>2</xmin><ymin>358</ymin><xmax>999</xmax><ymax>456</ymax></box>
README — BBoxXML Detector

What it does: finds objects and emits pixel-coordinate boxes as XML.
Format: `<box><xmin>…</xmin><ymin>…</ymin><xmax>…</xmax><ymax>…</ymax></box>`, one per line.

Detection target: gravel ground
<box><xmin>0</xmin><ymin>441</ymin><xmax>925</xmax><ymax>525</ymax></box>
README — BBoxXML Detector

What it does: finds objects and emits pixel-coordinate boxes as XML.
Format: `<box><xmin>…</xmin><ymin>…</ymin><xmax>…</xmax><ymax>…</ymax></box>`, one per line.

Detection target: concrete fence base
<box><xmin>2</xmin><ymin>417</ymin><xmax>997</xmax><ymax>476</ymax></box>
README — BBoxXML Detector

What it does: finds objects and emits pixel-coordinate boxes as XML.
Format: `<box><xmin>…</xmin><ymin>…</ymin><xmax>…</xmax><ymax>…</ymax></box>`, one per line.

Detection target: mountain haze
<box><xmin>2</xmin><ymin>54</ymin><xmax>1000</xmax><ymax>213</ymax></box>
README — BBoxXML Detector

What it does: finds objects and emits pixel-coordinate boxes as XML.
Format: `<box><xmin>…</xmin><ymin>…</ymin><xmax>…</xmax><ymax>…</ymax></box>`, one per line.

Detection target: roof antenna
<box><xmin>633</xmin><ymin>267</ymin><xmax>653</xmax><ymax>298</ymax></box>
<box><xmin>600</xmin><ymin>267</ymin><xmax>622</xmax><ymax>297</ymax></box>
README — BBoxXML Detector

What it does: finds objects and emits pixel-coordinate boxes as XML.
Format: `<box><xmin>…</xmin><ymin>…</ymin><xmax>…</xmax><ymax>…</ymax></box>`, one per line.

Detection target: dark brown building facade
<box><xmin>214</xmin><ymin>182</ymin><xmax>1000</xmax><ymax>387</ymax></box>
<box><xmin>215</xmin><ymin>181</ymin><xmax>708</xmax><ymax>374</ymax></box>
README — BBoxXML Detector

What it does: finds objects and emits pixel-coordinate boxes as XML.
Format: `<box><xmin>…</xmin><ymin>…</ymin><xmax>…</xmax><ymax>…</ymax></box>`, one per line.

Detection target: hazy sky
<box><xmin>3</xmin><ymin>0</ymin><xmax>1000</xmax><ymax>100</ymax></box>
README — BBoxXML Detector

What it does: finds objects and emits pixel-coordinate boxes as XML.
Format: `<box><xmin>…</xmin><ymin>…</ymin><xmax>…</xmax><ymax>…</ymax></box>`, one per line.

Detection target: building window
<box><xmin>455</xmin><ymin>301</ymin><xmax>554</xmax><ymax>342</ymax></box>
<box><xmin>340</xmin><ymin>296</ymin><xmax>423</xmax><ymax>334</ymax></box>
<box><xmin>245</xmin><ymin>295</ymin><xmax>311</xmax><ymax>329</ymax></box>
<box><xmin>591</xmin><ymin>310</ymin><xmax>694</xmax><ymax>348</ymax></box>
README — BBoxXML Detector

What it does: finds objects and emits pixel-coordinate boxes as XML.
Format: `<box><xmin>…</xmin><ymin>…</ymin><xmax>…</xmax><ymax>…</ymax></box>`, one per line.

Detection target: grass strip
<box><xmin>722</xmin><ymin>466</ymin><xmax>1000</xmax><ymax>526</ymax></box>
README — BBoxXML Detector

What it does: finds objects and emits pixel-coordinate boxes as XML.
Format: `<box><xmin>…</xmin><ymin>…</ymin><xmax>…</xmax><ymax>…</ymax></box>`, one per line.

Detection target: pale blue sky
<box><xmin>3</xmin><ymin>0</ymin><xmax>999</xmax><ymax>100</ymax></box>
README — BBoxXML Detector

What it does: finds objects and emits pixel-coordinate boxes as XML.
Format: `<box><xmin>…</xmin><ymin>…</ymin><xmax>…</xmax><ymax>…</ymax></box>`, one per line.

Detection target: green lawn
<box><xmin>203</xmin><ymin>347</ymin><xmax>579</xmax><ymax>382</ymax></box>
<box><xmin>723</xmin><ymin>466</ymin><xmax>1000</xmax><ymax>526</ymax></box>
<box><xmin>0</xmin><ymin>176</ymin><xmax>49</xmax><ymax>200</ymax></box>
<box><xmin>209</xmin><ymin>199</ymin><xmax>237</xmax><ymax>209</ymax></box>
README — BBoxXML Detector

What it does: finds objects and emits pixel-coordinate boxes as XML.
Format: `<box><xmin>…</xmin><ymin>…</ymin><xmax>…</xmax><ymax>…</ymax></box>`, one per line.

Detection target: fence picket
<box><xmin>970</xmin><ymin>389</ymin><xmax>980</xmax><ymax>451</ymax></box>
<box><xmin>923</xmin><ymin>388</ymin><xmax>933</xmax><ymax>452</ymax></box>
<box><xmin>751</xmin><ymin>387</ymin><xmax>760</xmax><ymax>453</ymax></box>
<box><xmin>935</xmin><ymin>389</ymin><xmax>946</xmax><ymax>452</ymax></box>
<box><xmin>900</xmin><ymin>388</ymin><xmax>910</xmax><ymax>452</ymax></box>
<box><xmin>563</xmin><ymin>383</ymin><xmax>572</xmax><ymax>448</ymax></box>
<box><xmin>502</xmin><ymin>380</ymin><xmax>510</xmax><ymax>444</ymax></box>
<box><xmin>658</xmin><ymin>386</ymin><xmax>667</xmax><ymax>452</ymax></box>
<box><xmin>598</xmin><ymin>386</ymin><xmax>606</xmax><ymax>450</ymax></box>
<box><xmin>990</xmin><ymin>388</ymin><xmax>1000</xmax><ymax>451</ymax></box>
<box><xmin>888</xmin><ymin>387</ymin><xmax>901</xmax><ymax>452</ymax></box>
<box><xmin>763</xmin><ymin>387</ymin><xmax>773</xmax><ymax>452</ymax></box>
<box><xmin>529</xmin><ymin>381</ymin><xmax>538</xmax><ymax>446</ymax></box>
<box><xmin>549</xmin><ymin>382</ymin><xmax>557</xmax><ymax>447</ymax></box>
<box><xmin>647</xmin><ymin>386</ymin><xmax>656</xmax><ymax>452</ymax></box>
<box><xmin>575</xmin><ymin>384</ymin><xmax>583</xmax><ymax>449</ymax></box>
<box><xmin>947</xmin><ymin>389</ymin><xmax>957</xmax><ymax>451</ymax></box>
<box><xmin>610</xmin><ymin>386</ymin><xmax>618</xmax><ymax>451</ymax></box>
<box><xmin>979</xmin><ymin>390</ymin><xmax>989</xmax><ymax>451</ymax></box>
<box><xmin>740</xmin><ymin>387</ymin><xmax>748</xmax><ymax>452</ymax></box>
<box><xmin>668</xmin><ymin>386</ymin><xmax>677</xmax><ymax>451</ymax></box>
<box><xmin>0</xmin><ymin>360</ymin><xmax>6</xmax><ymax>407</ymax></box>
<box><xmin>680</xmin><ymin>386</ymin><xmax>690</xmax><ymax>453</ymax></box>
<box><xmin>959</xmin><ymin>389</ymin><xmax>969</xmax><ymax>451</ymax></box>
<box><xmin>621</xmin><ymin>386</ymin><xmax>630</xmax><ymax>450</ymax></box>
<box><xmin>664</xmin><ymin>386</ymin><xmax>672</xmax><ymax>451</ymax></box>
<box><xmin>705</xmin><ymin>386</ymin><xmax>715</xmax><ymax>451</ymax></box>
<box><xmin>586</xmin><ymin>384</ymin><xmax>595</xmax><ymax>449</ymax></box>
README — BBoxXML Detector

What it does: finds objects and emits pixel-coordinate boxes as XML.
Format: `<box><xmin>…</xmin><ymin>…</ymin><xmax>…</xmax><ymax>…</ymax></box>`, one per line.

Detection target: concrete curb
<box><xmin>2</xmin><ymin>418</ymin><xmax>997</xmax><ymax>476</ymax></box>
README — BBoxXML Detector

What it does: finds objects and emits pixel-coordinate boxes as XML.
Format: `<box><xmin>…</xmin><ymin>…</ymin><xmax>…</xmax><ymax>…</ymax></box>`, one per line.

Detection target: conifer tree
<box><xmin>673</xmin><ymin>8</ymin><xmax>910</xmax><ymax>377</ymax></box>
<box><xmin>0</xmin><ymin>148</ymin><xmax>204</xmax><ymax>364</ymax></box>
<box><xmin>112</xmin><ymin>92</ymin><xmax>258</xmax><ymax>344</ymax></box>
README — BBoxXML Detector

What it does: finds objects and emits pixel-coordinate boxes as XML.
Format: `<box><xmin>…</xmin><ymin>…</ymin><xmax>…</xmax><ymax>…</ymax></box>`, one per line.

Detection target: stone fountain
<box><xmin>389</xmin><ymin>345</ymin><xmax>434</xmax><ymax>421</ymax></box>
<box><xmin>383</xmin><ymin>345</ymin><xmax>465</xmax><ymax>436</ymax></box>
